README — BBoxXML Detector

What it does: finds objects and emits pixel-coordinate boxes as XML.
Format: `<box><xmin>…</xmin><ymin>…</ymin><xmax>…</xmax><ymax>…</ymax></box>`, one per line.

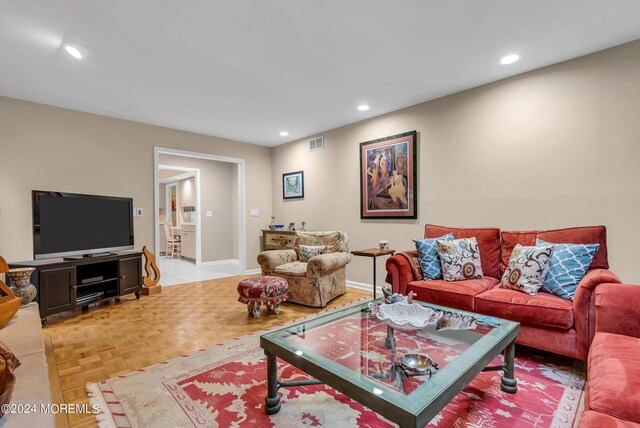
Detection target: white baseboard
<box><xmin>199</xmin><ymin>259</ymin><xmax>239</xmax><ymax>267</ymax></box>
<box><xmin>346</xmin><ymin>280</ymin><xmax>373</xmax><ymax>292</ymax></box>
<box><xmin>244</xmin><ymin>268</ymin><xmax>261</xmax><ymax>275</ymax></box>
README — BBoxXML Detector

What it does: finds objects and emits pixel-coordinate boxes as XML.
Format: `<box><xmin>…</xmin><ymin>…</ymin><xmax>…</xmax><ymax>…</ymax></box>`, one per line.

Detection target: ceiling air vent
<box><xmin>309</xmin><ymin>136</ymin><xmax>324</xmax><ymax>152</ymax></box>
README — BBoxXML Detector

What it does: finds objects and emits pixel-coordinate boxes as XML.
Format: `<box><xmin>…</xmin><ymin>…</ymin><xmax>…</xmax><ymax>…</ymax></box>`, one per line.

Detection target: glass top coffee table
<box><xmin>260</xmin><ymin>299</ymin><xmax>519</xmax><ymax>428</ymax></box>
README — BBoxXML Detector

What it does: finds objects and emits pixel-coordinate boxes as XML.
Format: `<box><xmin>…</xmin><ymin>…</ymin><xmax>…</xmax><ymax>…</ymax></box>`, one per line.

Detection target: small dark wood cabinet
<box><xmin>9</xmin><ymin>251</ymin><xmax>143</xmax><ymax>325</ymax></box>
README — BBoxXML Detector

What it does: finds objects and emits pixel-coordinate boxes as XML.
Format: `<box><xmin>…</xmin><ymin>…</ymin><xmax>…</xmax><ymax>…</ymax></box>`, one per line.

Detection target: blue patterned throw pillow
<box><xmin>536</xmin><ymin>239</ymin><xmax>599</xmax><ymax>301</ymax></box>
<box><xmin>413</xmin><ymin>233</ymin><xmax>454</xmax><ymax>280</ymax></box>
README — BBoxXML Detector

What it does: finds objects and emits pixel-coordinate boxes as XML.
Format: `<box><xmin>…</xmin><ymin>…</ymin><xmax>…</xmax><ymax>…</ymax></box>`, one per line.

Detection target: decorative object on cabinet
<box><xmin>262</xmin><ymin>229</ymin><xmax>296</xmax><ymax>250</ymax></box>
<box><xmin>163</xmin><ymin>221</ymin><xmax>181</xmax><ymax>257</ymax></box>
<box><xmin>300</xmin><ymin>221</ymin><xmax>306</xmax><ymax>231</ymax></box>
<box><xmin>282</xmin><ymin>170</ymin><xmax>304</xmax><ymax>199</ymax></box>
<box><xmin>360</xmin><ymin>130</ymin><xmax>417</xmax><ymax>219</ymax></box>
<box><xmin>0</xmin><ymin>257</ymin><xmax>22</xmax><ymax>330</ymax></box>
<box><xmin>269</xmin><ymin>216</ymin><xmax>276</xmax><ymax>230</ymax></box>
<box><xmin>287</xmin><ymin>222</ymin><xmax>295</xmax><ymax>231</ymax></box>
<box><xmin>5</xmin><ymin>268</ymin><xmax>37</xmax><ymax>306</ymax></box>
<box><xmin>142</xmin><ymin>246</ymin><xmax>162</xmax><ymax>295</ymax></box>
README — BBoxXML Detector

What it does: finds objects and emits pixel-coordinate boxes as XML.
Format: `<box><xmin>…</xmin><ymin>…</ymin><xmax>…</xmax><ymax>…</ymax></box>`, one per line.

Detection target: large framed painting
<box><xmin>359</xmin><ymin>131</ymin><xmax>417</xmax><ymax>219</ymax></box>
<box><xmin>282</xmin><ymin>170</ymin><xmax>304</xmax><ymax>199</ymax></box>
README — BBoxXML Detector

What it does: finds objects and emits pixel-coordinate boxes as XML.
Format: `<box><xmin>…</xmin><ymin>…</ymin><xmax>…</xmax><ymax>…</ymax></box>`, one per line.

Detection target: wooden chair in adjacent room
<box><xmin>163</xmin><ymin>221</ymin><xmax>181</xmax><ymax>257</ymax></box>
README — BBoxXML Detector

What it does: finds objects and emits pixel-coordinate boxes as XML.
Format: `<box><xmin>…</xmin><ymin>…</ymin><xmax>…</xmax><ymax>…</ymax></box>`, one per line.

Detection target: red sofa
<box><xmin>385</xmin><ymin>224</ymin><xmax>620</xmax><ymax>361</ymax></box>
<box><xmin>579</xmin><ymin>283</ymin><xmax>640</xmax><ymax>427</ymax></box>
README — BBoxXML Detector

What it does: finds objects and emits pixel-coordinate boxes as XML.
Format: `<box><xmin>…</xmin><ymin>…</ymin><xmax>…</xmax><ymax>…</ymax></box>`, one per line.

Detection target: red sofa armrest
<box><xmin>595</xmin><ymin>283</ymin><xmax>640</xmax><ymax>339</ymax></box>
<box><xmin>385</xmin><ymin>251</ymin><xmax>419</xmax><ymax>295</ymax></box>
<box><xmin>573</xmin><ymin>269</ymin><xmax>621</xmax><ymax>360</ymax></box>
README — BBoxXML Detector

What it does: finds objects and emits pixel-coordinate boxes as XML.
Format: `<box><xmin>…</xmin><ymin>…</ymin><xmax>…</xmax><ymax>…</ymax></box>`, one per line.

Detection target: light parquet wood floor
<box><xmin>42</xmin><ymin>276</ymin><xmax>371</xmax><ymax>428</ymax></box>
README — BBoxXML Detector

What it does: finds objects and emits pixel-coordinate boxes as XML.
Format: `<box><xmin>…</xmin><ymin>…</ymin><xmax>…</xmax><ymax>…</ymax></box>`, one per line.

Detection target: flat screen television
<box><xmin>32</xmin><ymin>190</ymin><xmax>134</xmax><ymax>260</ymax></box>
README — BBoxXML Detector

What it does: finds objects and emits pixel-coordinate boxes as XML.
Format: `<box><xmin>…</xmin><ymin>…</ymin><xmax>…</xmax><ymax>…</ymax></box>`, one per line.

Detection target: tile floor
<box><xmin>157</xmin><ymin>256</ymin><xmax>242</xmax><ymax>286</ymax></box>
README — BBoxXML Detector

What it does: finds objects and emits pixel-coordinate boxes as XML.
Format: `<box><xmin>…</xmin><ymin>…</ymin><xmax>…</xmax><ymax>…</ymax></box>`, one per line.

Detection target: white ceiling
<box><xmin>1</xmin><ymin>1</ymin><xmax>640</xmax><ymax>147</ymax></box>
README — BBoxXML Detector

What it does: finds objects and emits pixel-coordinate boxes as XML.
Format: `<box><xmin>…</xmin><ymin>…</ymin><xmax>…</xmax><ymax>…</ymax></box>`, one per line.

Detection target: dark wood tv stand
<box><xmin>9</xmin><ymin>251</ymin><xmax>143</xmax><ymax>325</ymax></box>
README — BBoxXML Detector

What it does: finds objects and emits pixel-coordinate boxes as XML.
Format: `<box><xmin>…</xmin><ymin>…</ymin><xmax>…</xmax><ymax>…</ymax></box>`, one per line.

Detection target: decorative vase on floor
<box><xmin>6</xmin><ymin>268</ymin><xmax>37</xmax><ymax>306</ymax></box>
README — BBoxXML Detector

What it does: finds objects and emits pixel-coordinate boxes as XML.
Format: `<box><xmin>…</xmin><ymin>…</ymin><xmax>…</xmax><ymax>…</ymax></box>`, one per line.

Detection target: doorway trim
<box><xmin>153</xmin><ymin>147</ymin><xmax>246</xmax><ymax>273</ymax></box>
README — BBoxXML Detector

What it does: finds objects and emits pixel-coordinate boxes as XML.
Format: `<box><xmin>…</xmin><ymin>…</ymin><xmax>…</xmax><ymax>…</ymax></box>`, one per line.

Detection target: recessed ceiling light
<box><xmin>499</xmin><ymin>54</ymin><xmax>520</xmax><ymax>65</ymax></box>
<box><xmin>62</xmin><ymin>42</ymin><xmax>88</xmax><ymax>59</ymax></box>
<box><xmin>279</xmin><ymin>131</ymin><xmax>289</xmax><ymax>137</ymax></box>
<box><xmin>357</xmin><ymin>104</ymin><xmax>370</xmax><ymax>111</ymax></box>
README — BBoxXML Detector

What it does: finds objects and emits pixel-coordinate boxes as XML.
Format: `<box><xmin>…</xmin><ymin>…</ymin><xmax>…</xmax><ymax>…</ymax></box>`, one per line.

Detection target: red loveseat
<box><xmin>385</xmin><ymin>224</ymin><xmax>620</xmax><ymax>361</ymax></box>
<box><xmin>579</xmin><ymin>283</ymin><xmax>640</xmax><ymax>427</ymax></box>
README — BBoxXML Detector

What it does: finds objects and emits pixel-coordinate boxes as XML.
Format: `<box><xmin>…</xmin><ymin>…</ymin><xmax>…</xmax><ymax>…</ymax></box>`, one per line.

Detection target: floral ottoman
<box><xmin>237</xmin><ymin>276</ymin><xmax>289</xmax><ymax>318</ymax></box>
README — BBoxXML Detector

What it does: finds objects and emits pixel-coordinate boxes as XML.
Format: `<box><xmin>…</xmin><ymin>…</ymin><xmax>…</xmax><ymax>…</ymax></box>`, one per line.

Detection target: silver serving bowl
<box><xmin>401</xmin><ymin>353</ymin><xmax>433</xmax><ymax>373</ymax></box>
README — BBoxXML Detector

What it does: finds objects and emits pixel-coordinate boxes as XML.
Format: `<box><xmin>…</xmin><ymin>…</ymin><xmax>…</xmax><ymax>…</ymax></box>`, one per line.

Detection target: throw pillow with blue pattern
<box><xmin>413</xmin><ymin>233</ymin><xmax>454</xmax><ymax>280</ymax></box>
<box><xmin>536</xmin><ymin>238</ymin><xmax>599</xmax><ymax>301</ymax></box>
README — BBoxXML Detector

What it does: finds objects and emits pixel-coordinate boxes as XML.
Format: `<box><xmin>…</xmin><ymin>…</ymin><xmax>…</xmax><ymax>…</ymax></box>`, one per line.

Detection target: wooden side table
<box><xmin>351</xmin><ymin>248</ymin><xmax>396</xmax><ymax>299</ymax></box>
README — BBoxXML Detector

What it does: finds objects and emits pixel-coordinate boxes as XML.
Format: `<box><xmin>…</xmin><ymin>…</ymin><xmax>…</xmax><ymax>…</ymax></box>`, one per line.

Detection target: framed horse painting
<box><xmin>359</xmin><ymin>131</ymin><xmax>417</xmax><ymax>219</ymax></box>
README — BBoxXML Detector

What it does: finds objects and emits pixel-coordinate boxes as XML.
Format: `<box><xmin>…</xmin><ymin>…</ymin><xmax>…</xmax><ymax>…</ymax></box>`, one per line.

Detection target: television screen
<box><xmin>33</xmin><ymin>191</ymin><xmax>134</xmax><ymax>259</ymax></box>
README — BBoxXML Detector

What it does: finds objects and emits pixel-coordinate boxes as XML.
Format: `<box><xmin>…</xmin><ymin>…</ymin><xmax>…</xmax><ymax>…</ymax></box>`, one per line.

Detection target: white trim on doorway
<box><xmin>153</xmin><ymin>147</ymin><xmax>247</xmax><ymax>274</ymax></box>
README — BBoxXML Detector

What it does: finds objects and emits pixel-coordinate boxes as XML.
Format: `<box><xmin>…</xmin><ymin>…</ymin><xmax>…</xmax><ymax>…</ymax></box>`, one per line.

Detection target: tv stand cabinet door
<box><xmin>40</xmin><ymin>267</ymin><xmax>76</xmax><ymax>315</ymax></box>
<box><xmin>119</xmin><ymin>256</ymin><xmax>142</xmax><ymax>296</ymax></box>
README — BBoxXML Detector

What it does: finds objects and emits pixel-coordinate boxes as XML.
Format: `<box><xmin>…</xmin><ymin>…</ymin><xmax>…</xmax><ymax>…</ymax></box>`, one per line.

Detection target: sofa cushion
<box><xmin>295</xmin><ymin>231</ymin><xmax>349</xmax><ymax>253</ymax></box>
<box><xmin>587</xmin><ymin>332</ymin><xmax>640</xmax><ymax>423</ymax></box>
<box><xmin>407</xmin><ymin>276</ymin><xmax>499</xmax><ymax>311</ymax></box>
<box><xmin>537</xmin><ymin>225</ymin><xmax>608</xmax><ymax>270</ymax></box>
<box><xmin>425</xmin><ymin>224</ymin><xmax>501</xmax><ymax>279</ymax></box>
<box><xmin>295</xmin><ymin>245</ymin><xmax>327</xmax><ymax>262</ymax></box>
<box><xmin>500</xmin><ymin>244</ymin><xmax>554</xmax><ymax>295</ymax></box>
<box><xmin>436</xmin><ymin>238</ymin><xmax>484</xmax><ymax>281</ymax></box>
<box><xmin>579</xmin><ymin>410</ymin><xmax>640</xmax><ymax>428</ymax></box>
<box><xmin>475</xmin><ymin>288</ymin><xmax>574</xmax><ymax>330</ymax></box>
<box><xmin>274</xmin><ymin>261</ymin><xmax>307</xmax><ymax>277</ymax></box>
<box><xmin>500</xmin><ymin>230</ymin><xmax>539</xmax><ymax>275</ymax></box>
<box><xmin>413</xmin><ymin>233</ymin><xmax>453</xmax><ymax>280</ymax></box>
<box><xmin>537</xmin><ymin>239</ymin><xmax>599</xmax><ymax>301</ymax></box>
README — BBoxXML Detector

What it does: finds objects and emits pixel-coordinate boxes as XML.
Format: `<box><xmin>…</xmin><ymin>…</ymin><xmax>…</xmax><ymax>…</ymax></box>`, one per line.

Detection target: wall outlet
<box><xmin>206</xmin><ymin>211</ymin><xmax>213</xmax><ymax>217</ymax></box>
<box><xmin>250</xmin><ymin>208</ymin><xmax>259</xmax><ymax>217</ymax></box>
<box><xmin>136</xmin><ymin>208</ymin><xmax>143</xmax><ymax>217</ymax></box>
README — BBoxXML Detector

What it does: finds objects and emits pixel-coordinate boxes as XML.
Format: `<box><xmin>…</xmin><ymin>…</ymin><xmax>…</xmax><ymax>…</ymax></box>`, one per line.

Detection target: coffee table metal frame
<box><xmin>260</xmin><ymin>299</ymin><xmax>519</xmax><ymax>428</ymax></box>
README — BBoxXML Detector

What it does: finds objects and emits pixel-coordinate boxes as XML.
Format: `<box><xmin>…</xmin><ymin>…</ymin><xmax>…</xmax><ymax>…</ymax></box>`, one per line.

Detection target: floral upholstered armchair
<box><xmin>257</xmin><ymin>231</ymin><xmax>351</xmax><ymax>307</ymax></box>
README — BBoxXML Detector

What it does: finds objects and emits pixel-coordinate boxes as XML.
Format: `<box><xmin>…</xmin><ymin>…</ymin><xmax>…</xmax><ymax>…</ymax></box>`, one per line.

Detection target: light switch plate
<box><xmin>136</xmin><ymin>208</ymin><xmax>143</xmax><ymax>217</ymax></box>
<box><xmin>206</xmin><ymin>211</ymin><xmax>213</xmax><ymax>217</ymax></box>
<box><xmin>250</xmin><ymin>208</ymin><xmax>259</xmax><ymax>217</ymax></box>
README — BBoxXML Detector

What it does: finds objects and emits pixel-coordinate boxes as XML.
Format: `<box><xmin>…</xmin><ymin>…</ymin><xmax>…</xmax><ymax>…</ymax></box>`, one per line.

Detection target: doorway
<box><xmin>153</xmin><ymin>147</ymin><xmax>246</xmax><ymax>284</ymax></box>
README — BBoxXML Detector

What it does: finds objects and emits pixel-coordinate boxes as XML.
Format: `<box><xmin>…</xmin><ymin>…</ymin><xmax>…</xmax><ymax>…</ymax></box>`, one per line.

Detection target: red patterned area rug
<box><xmin>88</xmin><ymin>320</ymin><xmax>585</xmax><ymax>428</ymax></box>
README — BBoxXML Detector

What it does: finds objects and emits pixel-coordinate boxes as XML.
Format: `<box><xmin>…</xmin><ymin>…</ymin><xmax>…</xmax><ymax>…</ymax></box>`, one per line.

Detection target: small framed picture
<box><xmin>282</xmin><ymin>170</ymin><xmax>304</xmax><ymax>199</ymax></box>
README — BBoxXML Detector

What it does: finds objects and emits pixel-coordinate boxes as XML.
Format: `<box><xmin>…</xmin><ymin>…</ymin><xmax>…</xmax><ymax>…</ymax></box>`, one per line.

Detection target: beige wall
<box><xmin>272</xmin><ymin>40</ymin><xmax>640</xmax><ymax>284</ymax></box>
<box><xmin>158</xmin><ymin>154</ymin><xmax>237</xmax><ymax>262</ymax></box>
<box><xmin>0</xmin><ymin>97</ymin><xmax>271</xmax><ymax>270</ymax></box>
